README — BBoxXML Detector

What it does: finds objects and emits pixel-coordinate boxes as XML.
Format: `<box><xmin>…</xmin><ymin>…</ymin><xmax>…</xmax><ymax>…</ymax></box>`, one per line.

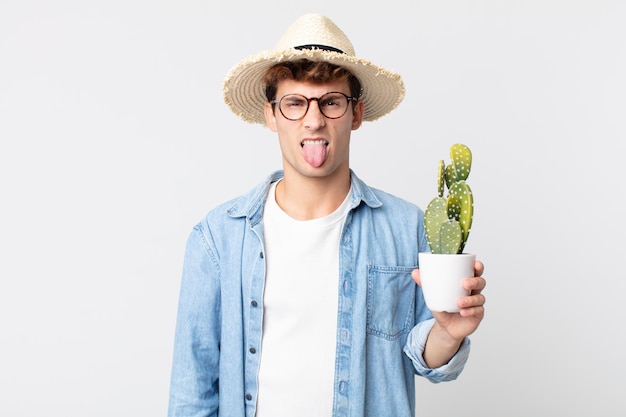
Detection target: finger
<box><xmin>459</xmin><ymin>305</ymin><xmax>485</xmax><ymax>319</ymax></box>
<box><xmin>461</xmin><ymin>293</ymin><xmax>486</xmax><ymax>308</ymax></box>
<box><xmin>411</xmin><ymin>268</ymin><xmax>422</xmax><ymax>286</ymax></box>
<box><xmin>473</xmin><ymin>260</ymin><xmax>484</xmax><ymax>277</ymax></box>
<box><xmin>463</xmin><ymin>276</ymin><xmax>486</xmax><ymax>292</ymax></box>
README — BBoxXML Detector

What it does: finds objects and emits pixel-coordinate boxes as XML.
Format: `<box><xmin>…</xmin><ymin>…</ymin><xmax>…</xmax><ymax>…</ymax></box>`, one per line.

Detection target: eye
<box><xmin>320</xmin><ymin>95</ymin><xmax>342</xmax><ymax>108</ymax></box>
<box><xmin>283</xmin><ymin>96</ymin><xmax>307</xmax><ymax>108</ymax></box>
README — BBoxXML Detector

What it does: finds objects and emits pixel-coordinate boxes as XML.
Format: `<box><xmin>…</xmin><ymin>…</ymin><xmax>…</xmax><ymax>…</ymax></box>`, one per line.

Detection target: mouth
<box><xmin>300</xmin><ymin>139</ymin><xmax>329</xmax><ymax>147</ymax></box>
<box><xmin>300</xmin><ymin>139</ymin><xmax>329</xmax><ymax>168</ymax></box>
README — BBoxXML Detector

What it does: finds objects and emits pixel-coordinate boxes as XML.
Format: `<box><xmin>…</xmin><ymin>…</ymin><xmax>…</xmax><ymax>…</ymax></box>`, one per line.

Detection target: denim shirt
<box><xmin>168</xmin><ymin>170</ymin><xmax>470</xmax><ymax>417</ymax></box>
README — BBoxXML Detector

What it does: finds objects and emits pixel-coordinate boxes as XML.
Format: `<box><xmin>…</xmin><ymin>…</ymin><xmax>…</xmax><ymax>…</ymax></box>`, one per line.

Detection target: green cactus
<box><xmin>424</xmin><ymin>144</ymin><xmax>474</xmax><ymax>254</ymax></box>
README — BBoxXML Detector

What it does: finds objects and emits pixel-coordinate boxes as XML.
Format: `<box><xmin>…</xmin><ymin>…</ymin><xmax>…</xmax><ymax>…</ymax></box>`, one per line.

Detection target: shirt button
<box><xmin>259</xmin><ymin>252</ymin><xmax>264</xmax><ymax>258</ymax></box>
<box><xmin>251</xmin><ymin>300</ymin><xmax>258</xmax><ymax>307</ymax></box>
<box><xmin>249</xmin><ymin>347</ymin><xmax>256</xmax><ymax>354</ymax></box>
<box><xmin>246</xmin><ymin>393</ymin><xmax>252</xmax><ymax>401</ymax></box>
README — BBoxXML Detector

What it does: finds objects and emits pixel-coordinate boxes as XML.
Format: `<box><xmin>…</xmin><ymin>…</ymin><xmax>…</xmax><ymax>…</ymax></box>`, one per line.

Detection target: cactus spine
<box><xmin>424</xmin><ymin>144</ymin><xmax>474</xmax><ymax>254</ymax></box>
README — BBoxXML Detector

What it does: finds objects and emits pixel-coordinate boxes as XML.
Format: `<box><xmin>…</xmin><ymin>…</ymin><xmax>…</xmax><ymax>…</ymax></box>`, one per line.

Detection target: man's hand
<box><xmin>412</xmin><ymin>260</ymin><xmax>486</xmax><ymax>368</ymax></box>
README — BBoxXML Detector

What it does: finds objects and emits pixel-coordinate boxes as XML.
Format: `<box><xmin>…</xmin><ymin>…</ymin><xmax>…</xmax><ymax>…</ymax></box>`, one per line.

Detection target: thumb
<box><xmin>411</xmin><ymin>268</ymin><xmax>422</xmax><ymax>287</ymax></box>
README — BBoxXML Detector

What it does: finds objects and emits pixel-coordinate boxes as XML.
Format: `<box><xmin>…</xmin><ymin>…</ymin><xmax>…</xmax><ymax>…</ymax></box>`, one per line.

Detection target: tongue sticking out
<box><xmin>301</xmin><ymin>141</ymin><xmax>328</xmax><ymax>168</ymax></box>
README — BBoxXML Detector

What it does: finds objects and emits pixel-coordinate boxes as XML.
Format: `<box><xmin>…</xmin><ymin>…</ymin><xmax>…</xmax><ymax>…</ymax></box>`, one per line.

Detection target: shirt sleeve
<box><xmin>403</xmin><ymin>318</ymin><xmax>471</xmax><ymax>383</ymax></box>
<box><xmin>168</xmin><ymin>224</ymin><xmax>221</xmax><ymax>417</ymax></box>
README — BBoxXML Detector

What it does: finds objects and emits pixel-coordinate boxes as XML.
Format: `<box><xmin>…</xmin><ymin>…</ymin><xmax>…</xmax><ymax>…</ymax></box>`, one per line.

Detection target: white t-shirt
<box><xmin>255</xmin><ymin>181</ymin><xmax>352</xmax><ymax>416</ymax></box>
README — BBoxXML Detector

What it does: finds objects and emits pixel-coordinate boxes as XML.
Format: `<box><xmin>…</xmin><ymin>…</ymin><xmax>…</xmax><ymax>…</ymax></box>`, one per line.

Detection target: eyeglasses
<box><xmin>271</xmin><ymin>92</ymin><xmax>358</xmax><ymax>121</ymax></box>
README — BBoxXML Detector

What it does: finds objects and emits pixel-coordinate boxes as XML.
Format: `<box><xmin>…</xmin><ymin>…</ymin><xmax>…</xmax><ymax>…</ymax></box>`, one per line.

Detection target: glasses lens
<box><xmin>279</xmin><ymin>95</ymin><xmax>308</xmax><ymax>120</ymax></box>
<box><xmin>318</xmin><ymin>93</ymin><xmax>349</xmax><ymax>119</ymax></box>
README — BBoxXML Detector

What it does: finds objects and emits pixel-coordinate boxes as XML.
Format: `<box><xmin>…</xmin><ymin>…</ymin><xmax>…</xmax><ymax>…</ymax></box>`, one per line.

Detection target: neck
<box><xmin>275</xmin><ymin>169</ymin><xmax>351</xmax><ymax>221</ymax></box>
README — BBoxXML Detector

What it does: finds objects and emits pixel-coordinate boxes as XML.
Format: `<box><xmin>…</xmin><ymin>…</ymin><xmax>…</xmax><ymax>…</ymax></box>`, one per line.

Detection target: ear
<box><xmin>351</xmin><ymin>100</ymin><xmax>364</xmax><ymax>131</ymax></box>
<box><xmin>265</xmin><ymin>102</ymin><xmax>278</xmax><ymax>132</ymax></box>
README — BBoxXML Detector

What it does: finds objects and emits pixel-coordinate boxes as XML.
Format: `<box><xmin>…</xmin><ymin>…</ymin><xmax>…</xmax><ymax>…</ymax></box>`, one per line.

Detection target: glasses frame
<box><xmin>271</xmin><ymin>91</ymin><xmax>358</xmax><ymax>121</ymax></box>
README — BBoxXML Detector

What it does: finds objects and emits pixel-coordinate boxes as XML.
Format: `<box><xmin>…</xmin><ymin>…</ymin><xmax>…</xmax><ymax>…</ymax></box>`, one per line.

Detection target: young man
<box><xmin>168</xmin><ymin>14</ymin><xmax>486</xmax><ymax>417</ymax></box>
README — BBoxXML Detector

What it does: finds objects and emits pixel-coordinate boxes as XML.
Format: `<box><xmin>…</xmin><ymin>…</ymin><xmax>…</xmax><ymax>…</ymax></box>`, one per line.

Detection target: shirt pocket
<box><xmin>366</xmin><ymin>265</ymin><xmax>416</xmax><ymax>340</ymax></box>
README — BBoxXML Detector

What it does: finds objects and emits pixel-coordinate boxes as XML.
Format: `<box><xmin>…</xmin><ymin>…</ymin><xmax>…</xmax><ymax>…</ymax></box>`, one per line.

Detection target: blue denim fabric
<box><xmin>168</xmin><ymin>170</ymin><xmax>470</xmax><ymax>417</ymax></box>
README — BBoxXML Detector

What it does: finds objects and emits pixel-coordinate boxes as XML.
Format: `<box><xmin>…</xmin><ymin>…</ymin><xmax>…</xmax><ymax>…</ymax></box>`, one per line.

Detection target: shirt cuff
<box><xmin>403</xmin><ymin>318</ymin><xmax>471</xmax><ymax>383</ymax></box>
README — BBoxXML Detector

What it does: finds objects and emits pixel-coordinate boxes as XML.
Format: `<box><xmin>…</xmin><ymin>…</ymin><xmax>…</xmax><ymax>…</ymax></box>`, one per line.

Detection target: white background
<box><xmin>1</xmin><ymin>0</ymin><xmax>625</xmax><ymax>416</ymax></box>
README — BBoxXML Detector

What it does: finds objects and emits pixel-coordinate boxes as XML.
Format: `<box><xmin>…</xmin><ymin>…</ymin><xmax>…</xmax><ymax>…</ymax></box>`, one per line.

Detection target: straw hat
<box><xmin>222</xmin><ymin>13</ymin><xmax>405</xmax><ymax>125</ymax></box>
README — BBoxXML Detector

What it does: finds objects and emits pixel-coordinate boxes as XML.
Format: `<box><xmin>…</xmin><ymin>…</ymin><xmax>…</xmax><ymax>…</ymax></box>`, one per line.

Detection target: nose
<box><xmin>303</xmin><ymin>99</ymin><xmax>326</xmax><ymax>130</ymax></box>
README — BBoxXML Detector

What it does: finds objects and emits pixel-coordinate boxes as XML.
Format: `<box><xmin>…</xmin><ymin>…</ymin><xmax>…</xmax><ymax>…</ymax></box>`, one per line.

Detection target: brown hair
<box><xmin>263</xmin><ymin>59</ymin><xmax>362</xmax><ymax>103</ymax></box>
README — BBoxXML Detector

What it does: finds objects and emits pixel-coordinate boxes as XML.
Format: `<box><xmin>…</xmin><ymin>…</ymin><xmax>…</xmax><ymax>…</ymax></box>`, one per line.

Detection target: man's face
<box><xmin>264</xmin><ymin>78</ymin><xmax>364</xmax><ymax>181</ymax></box>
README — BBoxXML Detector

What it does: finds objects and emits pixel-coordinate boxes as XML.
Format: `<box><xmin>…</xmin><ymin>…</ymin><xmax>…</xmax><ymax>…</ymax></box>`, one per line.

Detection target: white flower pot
<box><xmin>417</xmin><ymin>252</ymin><xmax>476</xmax><ymax>313</ymax></box>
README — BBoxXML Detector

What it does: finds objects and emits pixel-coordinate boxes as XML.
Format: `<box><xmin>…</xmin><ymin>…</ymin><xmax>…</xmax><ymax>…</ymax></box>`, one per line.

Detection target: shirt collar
<box><xmin>226</xmin><ymin>169</ymin><xmax>382</xmax><ymax>223</ymax></box>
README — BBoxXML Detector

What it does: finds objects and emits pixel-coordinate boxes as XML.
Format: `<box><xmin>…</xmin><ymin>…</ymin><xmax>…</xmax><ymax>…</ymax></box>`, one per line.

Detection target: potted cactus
<box><xmin>418</xmin><ymin>143</ymin><xmax>476</xmax><ymax>312</ymax></box>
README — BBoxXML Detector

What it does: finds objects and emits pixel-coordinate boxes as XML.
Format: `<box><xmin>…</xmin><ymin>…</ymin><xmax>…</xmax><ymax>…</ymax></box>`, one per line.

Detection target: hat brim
<box><xmin>223</xmin><ymin>48</ymin><xmax>405</xmax><ymax>125</ymax></box>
